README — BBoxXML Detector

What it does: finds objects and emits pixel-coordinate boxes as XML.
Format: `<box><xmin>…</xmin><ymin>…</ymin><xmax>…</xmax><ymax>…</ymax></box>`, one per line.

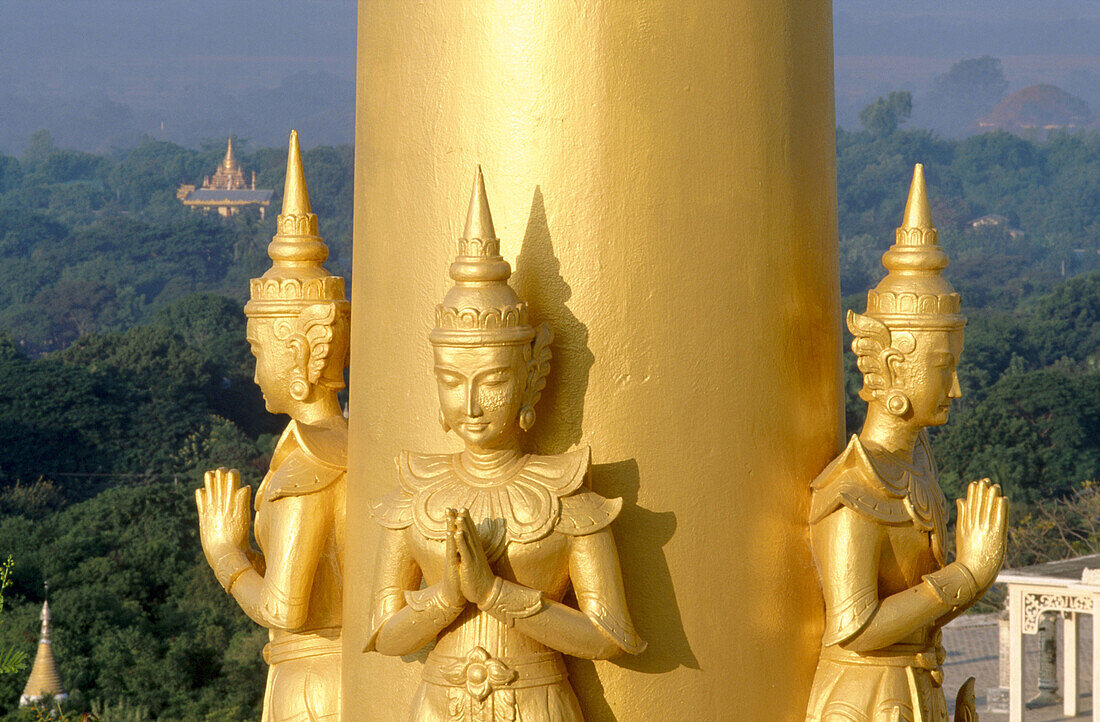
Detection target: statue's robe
<box><xmin>805</xmin><ymin>432</ymin><xmax>950</xmax><ymax>722</ymax></box>
<box><xmin>256</xmin><ymin>418</ymin><xmax>346</xmax><ymax>722</ymax></box>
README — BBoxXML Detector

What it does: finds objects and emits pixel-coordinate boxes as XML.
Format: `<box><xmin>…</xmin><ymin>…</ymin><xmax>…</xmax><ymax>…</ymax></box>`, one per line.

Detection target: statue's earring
<box><xmin>885</xmin><ymin>390</ymin><xmax>910</xmax><ymax>416</ymax></box>
<box><xmin>438</xmin><ymin>409</ymin><xmax>451</xmax><ymax>433</ymax></box>
<box><xmin>519</xmin><ymin>405</ymin><xmax>536</xmax><ymax>432</ymax></box>
<box><xmin>289</xmin><ymin>373</ymin><xmax>310</xmax><ymax>402</ymax></box>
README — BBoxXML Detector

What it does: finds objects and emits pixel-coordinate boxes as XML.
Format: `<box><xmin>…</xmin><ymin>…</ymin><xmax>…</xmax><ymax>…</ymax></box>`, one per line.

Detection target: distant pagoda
<box><xmin>178</xmin><ymin>137</ymin><xmax>274</xmax><ymax>218</ymax></box>
<box><xmin>20</xmin><ymin>594</ymin><xmax>66</xmax><ymax>707</ymax></box>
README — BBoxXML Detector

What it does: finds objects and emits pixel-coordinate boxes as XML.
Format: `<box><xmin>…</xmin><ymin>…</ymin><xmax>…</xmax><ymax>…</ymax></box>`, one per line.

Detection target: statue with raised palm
<box><xmin>805</xmin><ymin>165</ymin><xmax>1007</xmax><ymax>722</ymax></box>
<box><xmin>196</xmin><ymin>131</ymin><xmax>349</xmax><ymax>721</ymax></box>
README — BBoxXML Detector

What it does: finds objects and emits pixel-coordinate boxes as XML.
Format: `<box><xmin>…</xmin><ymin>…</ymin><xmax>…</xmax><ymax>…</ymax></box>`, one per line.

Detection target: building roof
<box><xmin>20</xmin><ymin>601</ymin><xmax>66</xmax><ymax>706</ymax></box>
<box><xmin>998</xmin><ymin>552</ymin><xmax>1100</xmax><ymax>588</ymax></box>
<box><xmin>182</xmin><ymin>189</ymin><xmax>274</xmax><ymax>204</ymax></box>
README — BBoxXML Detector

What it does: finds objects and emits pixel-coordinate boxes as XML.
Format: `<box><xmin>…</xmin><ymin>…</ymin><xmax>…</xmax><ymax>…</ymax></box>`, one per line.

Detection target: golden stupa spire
<box><xmin>900</xmin><ymin>163</ymin><xmax>934</xmax><ymax>233</ymax></box>
<box><xmin>20</xmin><ymin>587</ymin><xmax>66</xmax><ymax>707</ymax></box>
<box><xmin>223</xmin><ymin>137</ymin><xmax>238</xmax><ymax>169</ymax></box>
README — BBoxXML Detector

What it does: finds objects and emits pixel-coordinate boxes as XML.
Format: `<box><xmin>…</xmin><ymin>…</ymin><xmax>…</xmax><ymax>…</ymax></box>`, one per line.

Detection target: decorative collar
<box><xmin>379</xmin><ymin>446</ymin><xmax>590</xmax><ymax>563</ymax></box>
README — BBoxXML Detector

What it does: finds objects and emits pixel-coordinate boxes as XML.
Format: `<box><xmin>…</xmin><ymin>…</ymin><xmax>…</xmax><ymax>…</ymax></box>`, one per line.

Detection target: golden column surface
<box><xmin>349</xmin><ymin>2</ymin><xmax>840</xmax><ymax>719</ymax></box>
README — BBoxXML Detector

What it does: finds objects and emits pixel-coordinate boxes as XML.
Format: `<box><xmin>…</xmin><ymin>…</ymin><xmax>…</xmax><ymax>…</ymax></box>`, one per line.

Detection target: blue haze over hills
<box><xmin>0</xmin><ymin>0</ymin><xmax>1097</xmax><ymax>153</ymax></box>
<box><xmin>0</xmin><ymin>0</ymin><xmax>356</xmax><ymax>153</ymax></box>
<box><xmin>833</xmin><ymin>0</ymin><xmax>1100</xmax><ymax>129</ymax></box>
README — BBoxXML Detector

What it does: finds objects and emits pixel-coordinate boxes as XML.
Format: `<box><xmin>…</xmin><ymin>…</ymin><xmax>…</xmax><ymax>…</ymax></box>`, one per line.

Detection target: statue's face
<box><xmin>899</xmin><ymin>328</ymin><xmax>963</xmax><ymax>427</ymax></box>
<box><xmin>433</xmin><ymin>344</ymin><xmax>527</xmax><ymax>451</ymax></box>
<box><xmin>246</xmin><ymin>317</ymin><xmax>297</xmax><ymax>415</ymax></box>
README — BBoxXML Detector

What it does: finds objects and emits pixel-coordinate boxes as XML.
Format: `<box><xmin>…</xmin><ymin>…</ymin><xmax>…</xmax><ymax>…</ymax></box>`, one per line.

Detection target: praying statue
<box><xmin>365</xmin><ymin>168</ymin><xmax>645</xmax><ymax>722</ymax></box>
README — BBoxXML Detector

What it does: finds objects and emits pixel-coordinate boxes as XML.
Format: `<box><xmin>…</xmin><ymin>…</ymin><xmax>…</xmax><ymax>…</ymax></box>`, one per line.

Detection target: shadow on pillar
<box><xmin>513</xmin><ymin>187</ymin><xmax>698</xmax><ymax>717</ymax></box>
<box><xmin>513</xmin><ymin>186</ymin><xmax>594</xmax><ymax>456</ymax></box>
<box><xmin>570</xmin><ymin>459</ymin><xmax>699</xmax><ymax>719</ymax></box>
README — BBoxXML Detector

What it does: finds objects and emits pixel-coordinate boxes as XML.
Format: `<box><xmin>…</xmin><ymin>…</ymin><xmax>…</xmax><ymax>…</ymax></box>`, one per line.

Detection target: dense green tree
<box><xmin>934</xmin><ymin>371</ymin><xmax>1100</xmax><ymax>503</ymax></box>
<box><xmin>915</xmin><ymin>56</ymin><xmax>1009</xmax><ymax>136</ymax></box>
<box><xmin>859</xmin><ymin>91</ymin><xmax>912</xmax><ymax>137</ymax></box>
<box><xmin>0</xmin><ymin>483</ymin><xmax>266</xmax><ymax>720</ymax></box>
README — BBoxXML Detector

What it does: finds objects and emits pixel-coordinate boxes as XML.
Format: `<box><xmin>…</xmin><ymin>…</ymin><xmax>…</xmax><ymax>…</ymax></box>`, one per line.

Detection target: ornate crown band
<box><xmin>246</xmin><ymin>278</ymin><xmax>347</xmax><ymax>316</ymax></box>
<box><xmin>278</xmin><ymin>211</ymin><xmax>319</xmax><ymax>238</ymax></box>
<box><xmin>430</xmin><ymin>303</ymin><xmax>535</xmax><ymax>346</ymax></box>
<box><xmin>865</xmin><ymin>290</ymin><xmax>964</xmax><ymax>329</ymax></box>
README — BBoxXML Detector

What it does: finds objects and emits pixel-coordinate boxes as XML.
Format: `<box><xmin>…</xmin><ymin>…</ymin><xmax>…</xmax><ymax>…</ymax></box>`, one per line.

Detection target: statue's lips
<box><xmin>462</xmin><ymin>421</ymin><xmax>489</xmax><ymax>432</ymax></box>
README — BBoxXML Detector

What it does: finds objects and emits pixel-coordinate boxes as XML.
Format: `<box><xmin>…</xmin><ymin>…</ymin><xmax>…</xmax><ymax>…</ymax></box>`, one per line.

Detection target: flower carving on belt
<box><xmin>442</xmin><ymin>647</ymin><xmax>517</xmax><ymax>702</ymax></box>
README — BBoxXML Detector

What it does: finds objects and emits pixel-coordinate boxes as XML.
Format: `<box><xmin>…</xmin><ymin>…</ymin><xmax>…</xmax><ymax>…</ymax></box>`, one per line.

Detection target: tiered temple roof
<box><xmin>179</xmin><ymin>138</ymin><xmax>274</xmax><ymax>217</ymax></box>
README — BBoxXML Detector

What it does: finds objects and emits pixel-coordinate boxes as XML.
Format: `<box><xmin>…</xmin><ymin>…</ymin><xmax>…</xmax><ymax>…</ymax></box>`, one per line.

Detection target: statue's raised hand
<box><xmin>452</xmin><ymin>508</ymin><xmax>496</xmax><ymax>604</ymax></box>
<box><xmin>954</xmin><ymin>478</ymin><xmax>1008</xmax><ymax>588</ymax></box>
<box><xmin>196</xmin><ymin>467</ymin><xmax>252</xmax><ymax>566</ymax></box>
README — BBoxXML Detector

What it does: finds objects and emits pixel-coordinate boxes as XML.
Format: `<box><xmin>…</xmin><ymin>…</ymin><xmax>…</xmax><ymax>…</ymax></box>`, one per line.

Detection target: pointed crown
<box><xmin>430</xmin><ymin>167</ymin><xmax>534</xmax><ymax>346</ymax></box>
<box><xmin>245</xmin><ymin>130</ymin><xmax>347</xmax><ymax>317</ymax></box>
<box><xmin>863</xmin><ymin>164</ymin><xmax>965</xmax><ymax>330</ymax></box>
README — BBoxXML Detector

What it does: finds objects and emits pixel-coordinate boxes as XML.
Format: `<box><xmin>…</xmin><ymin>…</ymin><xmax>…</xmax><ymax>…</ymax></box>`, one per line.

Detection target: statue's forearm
<box><xmin>511</xmin><ymin>599</ymin><xmax>623</xmax><ymax>659</ymax></box>
<box><xmin>226</xmin><ymin>567</ymin><xmax>272</xmax><ymax>627</ymax></box>
<box><xmin>478</xmin><ymin>577</ymin><xmax>623</xmax><ymax>659</ymax></box>
<box><xmin>843</xmin><ymin>562</ymin><xmax>977</xmax><ymax>652</ymax></box>
<box><xmin>224</xmin><ymin>555</ymin><xmax>313</xmax><ymax>632</ymax></box>
<box><xmin>373</xmin><ymin>583</ymin><xmax>465</xmax><ymax>656</ymax></box>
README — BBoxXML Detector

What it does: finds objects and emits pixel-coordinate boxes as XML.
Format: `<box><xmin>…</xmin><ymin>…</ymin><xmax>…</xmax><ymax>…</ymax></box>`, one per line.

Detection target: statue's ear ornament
<box><xmin>519</xmin><ymin>324</ymin><xmax>554</xmax><ymax>431</ymax></box>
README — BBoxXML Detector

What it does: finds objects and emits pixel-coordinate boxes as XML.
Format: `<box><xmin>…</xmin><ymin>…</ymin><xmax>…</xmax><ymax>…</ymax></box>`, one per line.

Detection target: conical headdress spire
<box><xmin>430</xmin><ymin>167</ymin><xmax>534</xmax><ymax>347</ymax></box>
<box><xmin>281</xmin><ymin>130</ymin><xmax>313</xmax><ymax>218</ymax></box>
<box><xmin>245</xmin><ymin>130</ymin><xmax>346</xmax><ymax>317</ymax></box>
<box><xmin>462</xmin><ymin>166</ymin><xmax>497</xmax><ymax>253</ymax></box>
<box><xmin>901</xmin><ymin>163</ymin><xmax>933</xmax><ymax>231</ymax></box>
<box><xmin>862</xmin><ymin>164</ymin><xmax>964</xmax><ymax>329</ymax></box>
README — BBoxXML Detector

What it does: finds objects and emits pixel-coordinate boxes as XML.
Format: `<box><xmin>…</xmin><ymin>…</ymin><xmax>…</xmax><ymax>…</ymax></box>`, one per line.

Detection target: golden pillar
<box><xmin>347</xmin><ymin>2</ymin><xmax>840</xmax><ymax>719</ymax></box>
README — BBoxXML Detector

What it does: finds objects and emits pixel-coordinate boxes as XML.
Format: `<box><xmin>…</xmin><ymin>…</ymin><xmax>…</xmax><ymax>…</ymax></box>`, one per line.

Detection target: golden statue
<box><xmin>196</xmin><ymin>131</ymin><xmax>349</xmax><ymax>721</ymax></box>
<box><xmin>805</xmin><ymin>165</ymin><xmax>1008</xmax><ymax>722</ymax></box>
<box><xmin>364</xmin><ymin>169</ymin><xmax>644</xmax><ymax>722</ymax></box>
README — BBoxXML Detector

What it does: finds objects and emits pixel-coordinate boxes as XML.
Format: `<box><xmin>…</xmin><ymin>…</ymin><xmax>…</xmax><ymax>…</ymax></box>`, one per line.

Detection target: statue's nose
<box><xmin>465</xmin><ymin>384</ymin><xmax>483</xmax><ymax>417</ymax></box>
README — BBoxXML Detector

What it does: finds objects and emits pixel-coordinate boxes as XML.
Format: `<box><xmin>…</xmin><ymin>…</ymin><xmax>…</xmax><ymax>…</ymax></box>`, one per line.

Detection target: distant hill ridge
<box><xmin>977</xmin><ymin>84</ymin><xmax>1095</xmax><ymax>134</ymax></box>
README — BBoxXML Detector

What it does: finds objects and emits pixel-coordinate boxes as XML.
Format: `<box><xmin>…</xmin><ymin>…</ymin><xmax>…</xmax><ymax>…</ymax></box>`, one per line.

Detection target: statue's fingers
<box><xmin>195</xmin><ymin>488</ymin><xmax>205</xmax><ymax>515</ymax></box>
<box><xmin>228</xmin><ymin>468</ymin><xmax>241</xmax><ymax>489</ymax></box>
<box><xmin>979</xmin><ymin>480</ymin><xmax>994</xmax><ymax>525</ymax></box>
<box><xmin>955</xmin><ymin>498</ymin><xmax>965</xmax><ymax>531</ymax></box>
<box><xmin>968</xmin><ymin>482</ymin><xmax>985</xmax><ymax>528</ymax></box>
<box><xmin>445</xmin><ymin>528</ymin><xmax>459</xmax><ymax>566</ymax></box>
<box><xmin>460</xmin><ymin>513</ymin><xmax>485</xmax><ymax>554</ymax></box>
<box><xmin>453</xmin><ymin>525</ymin><xmax>469</xmax><ymax>561</ymax></box>
<box><xmin>996</xmin><ymin>497</ymin><xmax>1008</xmax><ymax>536</ymax></box>
<box><xmin>235</xmin><ymin>485</ymin><xmax>251</xmax><ymax>515</ymax></box>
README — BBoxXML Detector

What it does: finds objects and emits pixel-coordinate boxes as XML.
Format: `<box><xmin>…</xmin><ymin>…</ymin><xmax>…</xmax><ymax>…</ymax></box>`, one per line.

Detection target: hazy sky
<box><xmin>0</xmin><ymin>1</ymin><xmax>1097</xmax><ymax>150</ymax></box>
<box><xmin>0</xmin><ymin>1</ymin><xmax>355</xmax><ymax>94</ymax></box>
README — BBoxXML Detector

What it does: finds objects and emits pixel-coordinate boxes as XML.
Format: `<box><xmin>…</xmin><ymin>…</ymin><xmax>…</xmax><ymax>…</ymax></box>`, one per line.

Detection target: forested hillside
<box><xmin>0</xmin><ymin>132</ymin><xmax>353</xmax><ymax>356</ymax></box>
<box><xmin>0</xmin><ymin>125</ymin><xmax>1097</xmax><ymax>718</ymax></box>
